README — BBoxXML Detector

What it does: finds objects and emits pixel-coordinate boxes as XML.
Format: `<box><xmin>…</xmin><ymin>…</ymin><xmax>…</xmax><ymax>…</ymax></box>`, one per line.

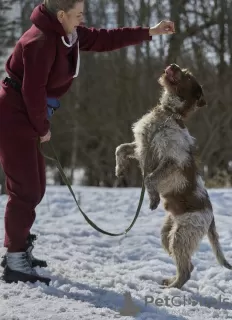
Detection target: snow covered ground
<box><xmin>0</xmin><ymin>186</ymin><xmax>232</xmax><ymax>320</ymax></box>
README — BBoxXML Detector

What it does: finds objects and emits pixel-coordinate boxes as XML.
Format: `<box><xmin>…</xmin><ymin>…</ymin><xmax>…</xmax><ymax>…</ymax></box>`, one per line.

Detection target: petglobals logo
<box><xmin>145</xmin><ymin>294</ymin><xmax>232</xmax><ymax>308</ymax></box>
<box><xmin>118</xmin><ymin>291</ymin><xmax>232</xmax><ymax>318</ymax></box>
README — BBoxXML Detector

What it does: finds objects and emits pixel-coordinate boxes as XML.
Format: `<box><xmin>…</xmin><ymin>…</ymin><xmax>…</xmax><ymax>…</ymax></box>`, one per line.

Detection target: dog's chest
<box><xmin>132</xmin><ymin>116</ymin><xmax>195</xmax><ymax>164</ymax></box>
<box><xmin>132</xmin><ymin>115</ymin><xmax>156</xmax><ymax>153</ymax></box>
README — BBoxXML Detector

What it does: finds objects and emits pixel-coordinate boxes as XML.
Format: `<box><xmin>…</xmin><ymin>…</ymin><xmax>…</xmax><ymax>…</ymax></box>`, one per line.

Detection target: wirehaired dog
<box><xmin>115</xmin><ymin>63</ymin><xmax>232</xmax><ymax>289</ymax></box>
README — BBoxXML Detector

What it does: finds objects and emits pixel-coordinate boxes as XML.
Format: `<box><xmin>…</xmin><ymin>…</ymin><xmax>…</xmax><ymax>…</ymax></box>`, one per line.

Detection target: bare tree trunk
<box><xmin>218</xmin><ymin>0</ymin><xmax>226</xmax><ymax>81</ymax></box>
<box><xmin>166</xmin><ymin>0</ymin><xmax>185</xmax><ymax>64</ymax></box>
<box><xmin>228</xmin><ymin>0</ymin><xmax>232</xmax><ymax>67</ymax></box>
<box><xmin>213</xmin><ymin>0</ymin><xmax>227</xmax><ymax>174</ymax></box>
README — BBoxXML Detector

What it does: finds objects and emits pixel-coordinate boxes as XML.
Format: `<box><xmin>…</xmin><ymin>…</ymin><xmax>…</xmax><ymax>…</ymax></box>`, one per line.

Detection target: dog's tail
<box><xmin>207</xmin><ymin>217</ymin><xmax>232</xmax><ymax>269</ymax></box>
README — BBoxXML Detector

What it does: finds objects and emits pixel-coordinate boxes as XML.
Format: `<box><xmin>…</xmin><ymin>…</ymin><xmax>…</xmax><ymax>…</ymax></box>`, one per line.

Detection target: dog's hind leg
<box><xmin>115</xmin><ymin>142</ymin><xmax>136</xmax><ymax>178</ymax></box>
<box><xmin>161</xmin><ymin>214</ymin><xmax>178</xmax><ymax>287</ymax></box>
<box><xmin>162</xmin><ymin>263</ymin><xmax>194</xmax><ymax>287</ymax></box>
<box><xmin>161</xmin><ymin>214</ymin><xmax>173</xmax><ymax>255</ymax></box>
<box><xmin>165</xmin><ymin>226</ymin><xmax>193</xmax><ymax>289</ymax></box>
<box><xmin>164</xmin><ymin>220</ymin><xmax>205</xmax><ymax>289</ymax></box>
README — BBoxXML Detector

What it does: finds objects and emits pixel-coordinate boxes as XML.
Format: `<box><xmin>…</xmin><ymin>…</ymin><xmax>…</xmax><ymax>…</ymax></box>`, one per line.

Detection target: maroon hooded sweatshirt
<box><xmin>2</xmin><ymin>4</ymin><xmax>152</xmax><ymax>137</ymax></box>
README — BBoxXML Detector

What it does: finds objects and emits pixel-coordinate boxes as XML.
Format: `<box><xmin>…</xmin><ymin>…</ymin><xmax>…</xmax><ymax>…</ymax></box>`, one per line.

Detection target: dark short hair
<box><xmin>43</xmin><ymin>0</ymin><xmax>84</xmax><ymax>13</ymax></box>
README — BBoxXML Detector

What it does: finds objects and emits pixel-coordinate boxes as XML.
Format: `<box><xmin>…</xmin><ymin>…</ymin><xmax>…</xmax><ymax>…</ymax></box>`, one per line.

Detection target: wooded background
<box><xmin>1</xmin><ymin>0</ymin><xmax>232</xmax><ymax>192</ymax></box>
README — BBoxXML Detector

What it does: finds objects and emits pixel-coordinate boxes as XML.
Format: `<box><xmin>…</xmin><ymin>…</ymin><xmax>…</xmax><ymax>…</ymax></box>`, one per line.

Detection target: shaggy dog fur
<box><xmin>115</xmin><ymin>63</ymin><xmax>232</xmax><ymax>289</ymax></box>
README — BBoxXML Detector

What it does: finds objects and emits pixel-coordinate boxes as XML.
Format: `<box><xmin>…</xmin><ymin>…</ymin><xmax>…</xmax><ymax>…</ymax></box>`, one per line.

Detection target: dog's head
<box><xmin>158</xmin><ymin>64</ymin><xmax>207</xmax><ymax>117</ymax></box>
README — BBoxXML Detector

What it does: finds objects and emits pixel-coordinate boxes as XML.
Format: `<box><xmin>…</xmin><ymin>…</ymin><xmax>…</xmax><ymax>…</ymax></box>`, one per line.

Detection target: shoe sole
<box><xmin>1</xmin><ymin>257</ymin><xmax>47</xmax><ymax>268</ymax></box>
<box><xmin>1</xmin><ymin>276</ymin><xmax>50</xmax><ymax>286</ymax></box>
<box><xmin>1</xmin><ymin>267</ymin><xmax>51</xmax><ymax>286</ymax></box>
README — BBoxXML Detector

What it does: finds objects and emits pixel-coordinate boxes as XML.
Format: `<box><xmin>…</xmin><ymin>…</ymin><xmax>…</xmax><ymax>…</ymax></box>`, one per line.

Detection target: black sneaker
<box><xmin>1</xmin><ymin>233</ymin><xmax>47</xmax><ymax>269</ymax></box>
<box><xmin>1</xmin><ymin>252</ymin><xmax>50</xmax><ymax>285</ymax></box>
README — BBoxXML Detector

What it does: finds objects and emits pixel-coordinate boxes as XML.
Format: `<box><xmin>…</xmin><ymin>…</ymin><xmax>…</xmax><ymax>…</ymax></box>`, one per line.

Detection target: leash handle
<box><xmin>38</xmin><ymin>139</ymin><xmax>145</xmax><ymax>237</ymax></box>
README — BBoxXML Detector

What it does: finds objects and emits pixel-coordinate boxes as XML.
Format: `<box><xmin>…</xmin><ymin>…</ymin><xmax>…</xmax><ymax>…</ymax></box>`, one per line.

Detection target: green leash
<box><xmin>38</xmin><ymin>139</ymin><xmax>146</xmax><ymax>236</ymax></box>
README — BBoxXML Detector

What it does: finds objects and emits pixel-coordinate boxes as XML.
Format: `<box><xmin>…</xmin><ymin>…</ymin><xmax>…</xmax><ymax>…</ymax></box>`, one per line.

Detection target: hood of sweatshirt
<box><xmin>30</xmin><ymin>4</ymin><xmax>66</xmax><ymax>36</ymax></box>
<box><xmin>30</xmin><ymin>4</ymin><xmax>79</xmax><ymax>47</ymax></box>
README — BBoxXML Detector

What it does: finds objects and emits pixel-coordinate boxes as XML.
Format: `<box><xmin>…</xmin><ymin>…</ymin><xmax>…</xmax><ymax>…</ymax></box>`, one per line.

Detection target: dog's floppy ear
<box><xmin>197</xmin><ymin>97</ymin><xmax>207</xmax><ymax>108</ymax></box>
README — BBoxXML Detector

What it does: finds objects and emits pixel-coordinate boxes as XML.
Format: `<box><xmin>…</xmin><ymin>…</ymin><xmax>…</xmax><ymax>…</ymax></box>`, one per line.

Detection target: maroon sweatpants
<box><xmin>0</xmin><ymin>85</ymin><xmax>46</xmax><ymax>252</ymax></box>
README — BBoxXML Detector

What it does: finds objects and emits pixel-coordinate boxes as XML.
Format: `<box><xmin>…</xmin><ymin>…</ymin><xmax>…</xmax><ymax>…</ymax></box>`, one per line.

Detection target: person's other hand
<box><xmin>40</xmin><ymin>130</ymin><xmax>51</xmax><ymax>143</ymax></box>
<box><xmin>149</xmin><ymin>21</ymin><xmax>175</xmax><ymax>36</ymax></box>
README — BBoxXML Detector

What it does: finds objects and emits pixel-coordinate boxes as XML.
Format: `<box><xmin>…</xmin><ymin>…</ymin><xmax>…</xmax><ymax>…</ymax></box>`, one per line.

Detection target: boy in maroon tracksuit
<box><xmin>0</xmin><ymin>0</ymin><xmax>175</xmax><ymax>285</ymax></box>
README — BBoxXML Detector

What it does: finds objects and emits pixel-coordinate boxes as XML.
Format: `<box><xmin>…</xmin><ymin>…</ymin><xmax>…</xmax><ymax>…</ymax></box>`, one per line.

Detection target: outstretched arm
<box><xmin>77</xmin><ymin>20</ymin><xmax>175</xmax><ymax>52</ymax></box>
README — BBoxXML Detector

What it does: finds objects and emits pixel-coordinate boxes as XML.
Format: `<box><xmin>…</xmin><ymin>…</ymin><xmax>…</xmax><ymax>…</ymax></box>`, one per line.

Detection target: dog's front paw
<box><xmin>115</xmin><ymin>165</ymin><xmax>125</xmax><ymax>178</ymax></box>
<box><xmin>150</xmin><ymin>198</ymin><xmax>160</xmax><ymax>210</ymax></box>
<box><xmin>149</xmin><ymin>193</ymin><xmax>160</xmax><ymax>210</ymax></box>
